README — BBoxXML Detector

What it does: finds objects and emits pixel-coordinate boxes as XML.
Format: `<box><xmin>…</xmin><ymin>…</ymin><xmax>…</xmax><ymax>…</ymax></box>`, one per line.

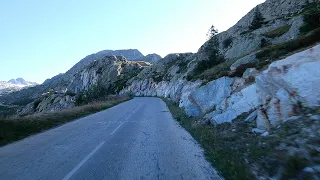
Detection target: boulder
<box><xmin>256</xmin><ymin>44</ymin><xmax>320</xmax><ymax>108</ymax></box>
<box><xmin>208</xmin><ymin>84</ymin><xmax>262</xmax><ymax>124</ymax></box>
<box><xmin>256</xmin><ymin>110</ymin><xmax>271</xmax><ymax>130</ymax></box>
<box><xmin>190</xmin><ymin>77</ymin><xmax>233</xmax><ymax>114</ymax></box>
<box><xmin>230</xmin><ymin>53</ymin><xmax>258</xmax><ymax>71</ymax></box>
<box><xmin>245</xmin><ymin>110</ymin><xmax>258</xmax><ymax>122</ymax></box>
<box><xmin>242</xmin><ymin>68</ymin><xmax>259</xmax><ymax>80</ymax></box>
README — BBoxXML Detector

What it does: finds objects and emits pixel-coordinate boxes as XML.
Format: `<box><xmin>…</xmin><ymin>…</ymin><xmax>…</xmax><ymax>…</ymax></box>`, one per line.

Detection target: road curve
<box><xmin>0</xmin><ymin>97</ymin><xmax>222</xmax><ymax>180</ymax></box>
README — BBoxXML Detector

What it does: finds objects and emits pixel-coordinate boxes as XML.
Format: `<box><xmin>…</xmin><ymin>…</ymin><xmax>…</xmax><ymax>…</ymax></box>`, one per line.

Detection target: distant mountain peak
<box><xmin>0</xmin><ymin>78</ymin><xmax>38</xmax><ymax>95</ymax></box>
<box><xmin>8</xmin><ymin>78</ymin><xmax>38</xmax><ymax>86</ymax></box>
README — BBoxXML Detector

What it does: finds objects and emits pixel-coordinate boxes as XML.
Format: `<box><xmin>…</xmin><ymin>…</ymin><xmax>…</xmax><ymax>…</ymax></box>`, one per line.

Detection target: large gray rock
<box><xmin>18</xmin><ymin>93</ymin><xmax>76</xmax><ymax>116</ymax></box>
<box><xmin>207</xmin><ymin>84</ymin><xmax>262</xmax><ymax>124</ymax></box>
<box><xmin>256</xmin><ymin>110</ymin><xmax>271</xmax><ymax>130</ymax></box>
<box><xmin>256</xmin><ymin>45</ymin><xmax>320</xmax><ymax>108</ymax></box>
<box><xmin>190</xmin><ymin>77</ymin><xmax>233</xmax><ymax>114</ymax></box>
<box><xmin>206</xmin><ymin>44</ymin><xmax>320</xmax><ymax>126</ymax></box>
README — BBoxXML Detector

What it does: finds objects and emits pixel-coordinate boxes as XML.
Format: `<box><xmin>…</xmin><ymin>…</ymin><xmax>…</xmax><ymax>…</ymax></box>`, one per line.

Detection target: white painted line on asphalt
<box><xmin>110</xmin><ymin>121</ymin><xmax>125</xmax><ymax>135</ymax></box>
<box><xmin>110</xmin><ymin>104</ymin><xmax>141</xmax><ymax>136</ymax></box>
<box><xmin>62</xmin><ymin>141</ymin><xmax>105</xmax><ymax>180</ymax></box>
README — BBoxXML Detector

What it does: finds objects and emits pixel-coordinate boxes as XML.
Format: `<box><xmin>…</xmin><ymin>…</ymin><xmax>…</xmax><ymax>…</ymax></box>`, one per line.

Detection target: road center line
<box><xmin>62</xmin><ymin>141</ymin><xmax>105</xmax><ymax>180</ymax></box>
<box><xmin>110</xmin><ymin>104</ymin><xmax>141</xmax><ymax>135</ymax></box>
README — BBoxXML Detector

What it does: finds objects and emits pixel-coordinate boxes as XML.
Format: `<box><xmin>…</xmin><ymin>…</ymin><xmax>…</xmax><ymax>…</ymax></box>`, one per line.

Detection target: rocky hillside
<box><xmin>138</xmin><ymin>53</ymin><xmax>162</xmax><ymax>64</ymax></box>
<box><xmin>18</xmin><ymin>56</ymin><xmax>150</xmax><ymax>115</ymax></box>
<box><xmin>67</xmin><ymin>49</ymin><xmax>145</xmax><ymax>75</ymax></box>
<box><xmin>0</xmin><ymin>49</ymin><xmax>153</xmax><ymax>105</ymax></box>
<box><xmin>120</xmin><ymin>0</ymin><xmax>320</xmax><ymax>128</ymax></box>
<box><xmin>3</xmin><ymin>0</ymin><xmax>319</xmax><ymax>178</ymax></box>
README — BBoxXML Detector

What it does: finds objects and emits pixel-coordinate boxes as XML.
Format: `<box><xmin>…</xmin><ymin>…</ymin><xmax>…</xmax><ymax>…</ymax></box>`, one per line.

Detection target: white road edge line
<box><xmin>62</xmin><ymin>141</ymin><xmax>105</xmax><ymax>180</ymax></box>
<box><xmin>110</xmin><ymin>104</ymin><xmax>141</xmax><ymax>136</ymax></box>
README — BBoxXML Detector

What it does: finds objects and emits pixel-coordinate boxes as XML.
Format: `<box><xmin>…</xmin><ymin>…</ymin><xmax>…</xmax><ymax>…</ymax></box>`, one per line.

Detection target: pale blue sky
<box><xmin>0</xmin><ymin>0</ymin><xmax>264</xmax><ymax>83</ymax></box>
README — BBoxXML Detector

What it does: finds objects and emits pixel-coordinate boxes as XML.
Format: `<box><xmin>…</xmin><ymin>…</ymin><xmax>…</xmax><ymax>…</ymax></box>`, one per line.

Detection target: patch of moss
<box><xmin>263</xmin><ymin>25</ymin><xmax>291</xmax><ymax>38</ymax></box>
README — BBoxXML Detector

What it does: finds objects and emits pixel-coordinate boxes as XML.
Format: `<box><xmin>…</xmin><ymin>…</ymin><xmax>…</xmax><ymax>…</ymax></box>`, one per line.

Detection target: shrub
<box><xmin>249</xmin><ymin>7</ymin><xmax>265</xmax><ymax>30</ymax></box>
<box><xmin>33</xmin><ymin>99</ymin><xmax>42</xmax><ymax>109</ymax></box>
<box><xmin>191</xmin><ymin>36</ymin><xmax>225</xmax><ymax>77</ymax></box>
<box><xmin>229</xmin><ymin>62</ymin><xmax>257</xmax><ymax>78</ymax></box>
<box><xmin>256</xmin><ymin>28</ymin><xmax>320</xmax><ymax>69</ymax></box>
<box><xmin>300</xmin><ymin>6</ymin><xmax>320</xmax><ymax>34</ymax></box>
<box><xmin>65</xmin><ymin>90</ymin><xmax>76</xmax><ymax>96</ymax></box>
<box><xmin>223</xmin><ymin>37</ymin><xmax>233</xmax><ymax>48</ymax></box>
<box><xmin>75</xmin><ymin>85</ymin><xmax>109</xmax><ymax>105</ymax></box>
<box><xmin>187</xmin><ymin>58</ymin><xmax>238</xmax><ymax>82</ymax></box>
<box><xmin>280</xmin><ymin>155</ymin><xmax>308</xmax><ymax>180</ymax></box>
<box><xmin>263</xmin><ymin>25</ymin><xmax>291</xmax><ymax>38</ymax></box>
<box><xmin>11</xmin><ymin>98</ymin><xmax>34</xmax><ymax>106</ymax></box>
<box><xmin>260</xmin><ymin>38</ymin><xmax>271</xmax><ymax>48</ymax></box>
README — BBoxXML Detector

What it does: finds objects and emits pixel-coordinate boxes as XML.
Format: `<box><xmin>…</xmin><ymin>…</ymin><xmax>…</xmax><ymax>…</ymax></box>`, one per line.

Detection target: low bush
<box><xmin>33</xmin><ymin>99</ymin><xmax>42</xmax><ymax>109</ymax></box>
<box><xmin>188</xmin><ymin>37</ymin><xmax>225</xmax><ymax>79</ymax></box>
<box><xmin>65</xmin><ymin>90</ymin><xmax>76</xmax><ymax>96</ymax></box>
<box><xmin>223</xmin><ymin>37</ymin><xmax>233</xmax><ymax>49</ymax></box>
<box><xmin>256</xmin><ymin>28</ymin><xmax>320</xmax><ymax>69</ymax></box>
<box><xmin>299</xmin><ymin>2</ymin><xmax>320</xmax><ymax>34</ymax></box>
<box><xmin>229</xmin><ymin>62</ymin><xmax>257</xmax><ymax>78</ymax></box>
<box><xmin>263</xmin><ymin>25</ymin><xmax>291</xmax><ymax>38</ymax></box>
<box><xmin>11</xmin><ymin>98</ymin><xmax>34</xmax><ymax>106</ymax></box>
<box><xmin>187</xmin><ymin>58</ymin><xmax>237</xmax><ymax>82</ymax></box>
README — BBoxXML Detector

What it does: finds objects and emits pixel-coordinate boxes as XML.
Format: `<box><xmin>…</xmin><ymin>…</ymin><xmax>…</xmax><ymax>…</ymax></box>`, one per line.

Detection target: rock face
<box><xmin>142</xmin><ymin>54</ymin><xmax>162</xmax><ymax>63</ymax></box>
<box><xmin>18</xmin><ymin>93</ymin><xmax>76</xmax><ymax>116</ymax></box>
<box><xmin>68</xmin><ymin>56</ymin><xmax>150</xmax><ymax>93</ymax></box>
<box><xmin>18</xmin><ymin>56</ymin><xmax>150</xmax><ymax>115</ymax></box>
<box><xmin>67</xmin><ymin>49</ymin><xmax>145</xmax><ymax>75</ymax></box>
<box><xmin>122</xmin><ymin>44</ymin><xmax>320</xmax><ymax>130</ymax></box>
<box><xmin>212</xmin><ymin>0</ymin><xmax>308</xmax><ymax>60</ymax></box>
<box><xmin>0</xmin><ymin>49</ymin><xmax>152</xmax><ymax>104</ymax></box>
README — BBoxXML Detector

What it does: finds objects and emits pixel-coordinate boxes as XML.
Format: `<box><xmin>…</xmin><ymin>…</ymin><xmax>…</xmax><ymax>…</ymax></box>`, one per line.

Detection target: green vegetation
<box><xmin>65</xmin><ymin>90</ymin><xmax>76</xmax><ymax>96</ymax></box>
<box><xmin>176</xmin><ymin>61</ymin><xmax>189</xmax><ymax>74</ymax></box>
<box><xmin>249</xmin><ymin>7</ymin><xmax>265</xmax><ymax>30</ymax></box>
<box><xmin>299</xmin><ymin>2</ymin><xmax>320</xmax><ymax>34</ymax></box>
<box><xmin>0</xmin><ymin>96</ymin><xmax>130</xmax><ymax>146</ymax></box>
<box><xmin>187</xmin><ymin>36</ymin><xmax>225</xmax><ymax>80</ymax></box>
<box><xmin>187</xmin><ymin>58</ymin><xmax>237</xmax><ymax>82</ymax></box>
<box><xmin>33</xmin><ymin>99</ymin><xmax>42</xmax><ymax>109</ymax></box>
<box><xmin>152</xmin><ymin>72</ymin><xmax>164</xmax><ymax>83</ymax></box>
<box><xmin>163</xmin><ymin>99</ymin><xmax>257</xmax><ymax>179</ymax></box>
<box><xmin>75</xmin><ymin>85</ymin><xmax>109</xmax><ymax>105</ymax></box>
<box><xmin>163</xmin><ymin>99</ymin><xmax>319</xmax><ymax>180</ymax></box>
<box><xmin>256</xmin><ymin>28</ymin><xmax>320</xmax><ymax>69</ymax></box>
<box><xmin>263</xmin><ymin>25</ymin><xmax>291</xmax><ymax>38</ymax></box>
<box><xmin>11</xmin><ymin>98</ymin><xmax>35</xmax><ymax>106</ymax></box>
<box><xmin>223</xmin><ymin>37</ymin><xmax>233</xmax><ymax>49</ymax></box>
<box><xmin>0</xmin><ymin>106</ymin><xmax>17</xmax><ymax>118</ymax></box>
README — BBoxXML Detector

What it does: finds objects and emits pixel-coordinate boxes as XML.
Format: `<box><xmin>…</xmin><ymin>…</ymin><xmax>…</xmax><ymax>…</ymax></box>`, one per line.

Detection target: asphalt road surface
<box><xmin>0</xmin><ymin>97</ymin><xmax>222</xmax><ymax>180</ymax></box>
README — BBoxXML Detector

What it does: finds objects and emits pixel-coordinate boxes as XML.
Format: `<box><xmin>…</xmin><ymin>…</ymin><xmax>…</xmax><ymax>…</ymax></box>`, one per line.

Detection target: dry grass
<box><xmin>0</xmin><ymin>96</ymin><xmax>131</xmax><ymax>146</ymax></box>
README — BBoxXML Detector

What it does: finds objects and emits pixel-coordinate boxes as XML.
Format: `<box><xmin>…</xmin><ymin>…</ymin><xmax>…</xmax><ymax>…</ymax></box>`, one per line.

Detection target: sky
<box><xmin>0</xmin><ymin>0</ymin><xmax>265</xmax><ymax>83</ymax></box>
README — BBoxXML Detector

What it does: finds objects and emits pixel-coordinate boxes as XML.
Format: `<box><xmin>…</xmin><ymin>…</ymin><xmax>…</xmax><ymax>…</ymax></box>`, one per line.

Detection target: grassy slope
<box><xmin>163</xmin><ymin>99</ymin><xmax>320</xmax><ymax>180</ymax></box>
<box><xmin>0</xmin><ymin>96</ymin><xmax>131</xmax><ymax>146</ymax></box>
